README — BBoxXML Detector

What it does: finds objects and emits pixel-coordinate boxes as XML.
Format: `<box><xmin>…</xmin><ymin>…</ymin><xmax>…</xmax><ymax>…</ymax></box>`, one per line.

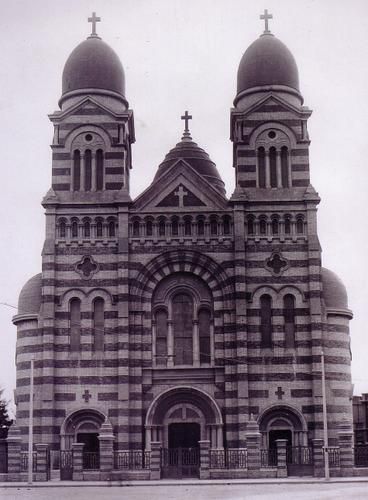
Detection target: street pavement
<box><xmin>1</xmin><ymin>483</ymin><xmax>368</xmax><ymax>500</ymax></box>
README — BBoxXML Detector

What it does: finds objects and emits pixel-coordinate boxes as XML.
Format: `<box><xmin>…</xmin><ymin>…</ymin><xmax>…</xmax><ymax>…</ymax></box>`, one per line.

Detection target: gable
<box><xmin>156</xmin><ymin>185</ymin><xmax>206</xmax><ymax>208</ymax></box>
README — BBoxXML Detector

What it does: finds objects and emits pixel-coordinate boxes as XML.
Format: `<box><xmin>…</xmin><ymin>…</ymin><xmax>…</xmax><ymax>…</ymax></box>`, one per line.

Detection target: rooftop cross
<box><xmin>260</xmin><ymin>9</ymin><xmax>273</xmax><ymax>34</ymax></box>
<box><xmin>88</xmin><ymin>12</ymin><xmax>101</xmax><ymax>37</ymax></box>
<box><xmin>181</xmin><ymin>111</ymin><xmax>192</xmax><ymax>133</ymax></box>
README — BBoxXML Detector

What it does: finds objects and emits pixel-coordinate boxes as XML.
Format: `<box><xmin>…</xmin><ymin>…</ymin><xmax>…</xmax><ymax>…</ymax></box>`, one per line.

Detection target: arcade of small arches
<box><xmin>129</xmin><ymin>214</ymin><xmax>233</xmax><ymax>239</ymax></box>
<box><xmin>56</xmin><ymin>216</ymin><xmax>117</xmax><ymax>240</ymax></box>
<box><xmin>246</xmin><ymin>213</ymin><xmax>305</xmax><ymax>238</ymax></box>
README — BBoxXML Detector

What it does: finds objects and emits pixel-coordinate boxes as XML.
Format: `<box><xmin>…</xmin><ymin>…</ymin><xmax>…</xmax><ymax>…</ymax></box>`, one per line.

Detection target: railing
<box><xmin>114</xmin><ymin>450</ymin><xmax>151</xmax><ymax>470</ymax></box>
<box><xmin>355</xmin><ymin>445</ymin><xmax>368</xmax><ymax>467</ymax></box>
<box><xmin>286</xmin><ymin>446</ymin><xmax>314</xmax><ymax>465</ymax></box>
<box><xmin>260</xmin><ymin>448</ymin><xmax>278</xmax><ymax>467</ymax></box>
<box><xmin>83</xmin><ymin>452</ymin><xmax>100</xmax><ymax>470</ymax></box>
<box><xmin>327</xmin><ymin>447</ymin><xmax>340</xmax><ymax>468</ymax></box>
<box><xmin>20</xmin><ymin>451</ymin><xmax>37</xmax><ymax>472</ymax></box>
<box><xmin>209</xmin><ymin>449</ymin><xmax>247</xmax><ymax>469</ymax></box>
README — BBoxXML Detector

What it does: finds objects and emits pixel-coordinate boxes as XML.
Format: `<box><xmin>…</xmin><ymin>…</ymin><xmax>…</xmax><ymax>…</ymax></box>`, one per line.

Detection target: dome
<box><xmin>321</xmin><ymin>267</ymin><xmax>348</xmax><ymax>310</ymax></box>
<box><xmin>18</xmin><ymin>273</ymin><xmax>42</xmax><ymax>316</ymax></box>
<box><xmin>61</xmin><ymin>36</ymin><xmax>126</xmax><ymax>100</ymax></box>
<box><xmin>236</xmin><ymin>33</ymin><xmax>300</xmax><ymax>97</ymax></box>
<box><xmin>154</xmin><ymin>132</ymin><xmax>226</xmax><ymax>195</ymax></box>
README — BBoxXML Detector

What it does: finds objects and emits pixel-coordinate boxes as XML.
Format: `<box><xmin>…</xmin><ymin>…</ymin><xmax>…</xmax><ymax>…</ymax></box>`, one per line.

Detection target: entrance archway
<box><xmin>60</xmin><ymin>408</ymin><xmax>107</xmax><ymax>451</ymax></box>
<box><xmin>258</xmin><ymin>405</ymin><xmax>308</xmax><ymax>448</ymax></box>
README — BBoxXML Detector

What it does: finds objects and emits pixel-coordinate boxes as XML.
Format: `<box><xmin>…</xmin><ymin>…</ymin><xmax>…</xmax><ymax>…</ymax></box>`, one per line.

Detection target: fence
<box><xmin>209</xmin><ymin>449</ymin><xmax>247</xmax><ymax>469</ymax></box>
<box><xmin>114</xmin><ymin>450</ymin><xmax>151</xmax><ymax>470</ymax></box>
<box><xmin>20</xmin><ymin>451</ymin><xmax>37</xmax><ymax>472</ymax></box>
<box><xmin>260</xmin><ymin>448</ymin><xmax>278</xmax><ymax>467</ymax></box>
<box><xmin>355</xmin><ymin>445</ymin><xmax>368</xmax><ymax>467</ymax></box>
<box><xmin>82</xmin><ymin>452</ymin><xmax>99</xmax><ymax>470</ymax></box>
<box><xmin>327</xmin><ymin>447</ymin><xmax>340</xmax><ymax>468</ymax></box>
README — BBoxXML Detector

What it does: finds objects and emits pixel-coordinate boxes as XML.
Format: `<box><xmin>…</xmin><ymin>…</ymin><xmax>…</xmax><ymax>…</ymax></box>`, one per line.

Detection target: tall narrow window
<box><xmin>155</xmin><ymin>309</ymin><xmax>168</xmax><ymax>366</ymax></box>
<box><xmin>247</xmin><ymin>217</ymin><xmax>254</xmax><ymax>235</ymax></box>
<box><xmin>71</xmin><ymin>221</ymin><xmax>78</xmax><ymax>238</ymax></box>
<box><xmin>84</xmin><ymin>220</ymin><xmax>90</xmax><ymax>238</ymax></box>
<box><xmin>198</xmin><ymin>309</ymin><xmax>211</xmax><ymax>364</ymax></box>
<box><xmin>96</xmin><ymin>149</ymin><xmax>104</xmax><ymax>191</ymax></box>
<box><xmin>85</xmin><ymin>149</ymin><xmax>92</xmax><ymax>191</ymax></box>
<box><xmin>281</xmin><ymin>146</ymin><xmax>289</xmax><ymax>187</ymax></box>
<box><xmin>171</xmin><ymin>218</ymin><xmax>179</xmax><ymax>236</ymax></box>
<box><xmin>197</xmin><ymin>218</ymin><xmax>204</xmax><ymax>236</ymax></box>
<box><xmin>108</xmin><ymin>220</ymin><xmax>116</xmax><ymax>237</ymax></box>
<box><xmin>258</xmin><ymin>147</ymin><xmax>266</xmax><ymax>188</ymax></box>
<box><xmin>96</xmin><ymin>220</ymin><xmax>103</xmax><ymax>237</ymax></box>
<box><xmin>93</xmin><ymin>298</ymin><xmax>105</xmax><ymax>352</ymax></box>
<box><xmin>210</xmin><ymin>218</ymin><xmax>218</xmax><ymax>236</ymax></box>
<box><xmin>271</xmin><ymin>218</ymin><xmax>279</xmax><ymax>235</ymax></box>
<box><xmin>284</xmin><ymin>216</ymin><xmax>291</xmax><ymax>235</ymax></box>
<box><xmin>59</xmin><ymin>220</ymin><xmax>66</xmax><ymax>238</ymax></box>
<box><xmin>146</xmin><ymin>220</ymin><xmax>153</xmax><ymax>236</ymax></box>
<box><xmin>270</xmin><ymin>147</ymin><xmax>277</xmax><ymax>187</ymax></box>
<box><xmin>260</xmin><ymin>218</ymin><xmax>267</xmax><ymax>235</ymax></box>
<box><xmin>159</xmin><ymin>219</ymin><xmax>166</xmax><ymax>236</ymax></box>
<box><xmin>296</xmin><ymin>217</ymin><xmax>304</xmax><ymax>234</ymax></box>
<box><xmin>173</xmin><ymin>293</ymin><xmax>193</xmax><ymax>365</ymax></box>
<box><xmin>223</xmin><ymin>216</ymin><xmax>230</xmax><ymax>235</ymax></box>
<box><xmin>284</xmin><ymin>294</ymin><xmax>296</xmax><ymax>348</ymax></box>
<box><xmin>70</xmin><ymin>298</ymin><xmax>81</xmax><ymax>352</ymax></box>
<box><xmin>260</xmin><ymin>294</ymin><xmax>272</xmax><ymax>348</ymax></box>
<box><xmin>73</xmin><ymin>150</ymin><xmax>81</xmax><ymax>191</ymax></box>
<box><xmin>184</xmin><ymin>218</ymin><xmax>192</xmax><ymax>236</ymax></box>
<box><xmin>133</xmin><ymin>220</ymin><xmax>140</xmax><ymax>237</ymax></box>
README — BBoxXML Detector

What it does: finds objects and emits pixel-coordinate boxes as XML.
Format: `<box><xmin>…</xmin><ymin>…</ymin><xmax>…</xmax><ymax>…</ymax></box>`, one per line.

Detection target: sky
<box><xmin>0</xmin><ymin>0</ymin><xmax>368</xmax><ymax>414</ymax></box>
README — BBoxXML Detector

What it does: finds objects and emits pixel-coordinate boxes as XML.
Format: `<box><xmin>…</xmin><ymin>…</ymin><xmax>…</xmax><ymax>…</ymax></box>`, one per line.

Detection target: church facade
<box><xmin>12</xmin><ymin>13</ymin><xmax>354</xmax><ymax>477</ymax></box>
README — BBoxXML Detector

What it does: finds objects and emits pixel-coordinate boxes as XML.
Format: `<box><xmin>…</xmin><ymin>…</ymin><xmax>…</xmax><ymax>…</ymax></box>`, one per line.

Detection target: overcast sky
<box><xmin>1</xmin><ymin>0</ymin><xmax>368</xmax><ymax>413</ymax></box>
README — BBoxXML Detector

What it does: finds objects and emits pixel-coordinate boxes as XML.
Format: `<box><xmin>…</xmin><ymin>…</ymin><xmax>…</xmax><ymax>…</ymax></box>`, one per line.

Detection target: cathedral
<box><xmin>12</xmin><ymin>11</ymin><xmax>354</xmax><ymax>478</ymax></box>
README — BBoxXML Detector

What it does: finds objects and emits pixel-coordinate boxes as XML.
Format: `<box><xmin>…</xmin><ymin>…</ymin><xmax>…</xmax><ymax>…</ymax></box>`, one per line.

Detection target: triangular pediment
<box><xmin>233</xmin><ymin>93</ymin><xmax>311</xmax><ymax>119</ymax></box>
<box><xmin>133</xmin><ymin>159</ymin><xmax>228</xmax><ymax>212</ymax></box>
<box><xmin>49</xmin><ymin>96</ymin><xmax>130</xmax><ymax>122</ymax></box>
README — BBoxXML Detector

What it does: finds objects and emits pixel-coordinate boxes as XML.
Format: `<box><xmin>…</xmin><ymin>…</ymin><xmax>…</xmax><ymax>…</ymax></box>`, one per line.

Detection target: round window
<box><xmin>268</xmin><ymin>131</ymin><xmax>276</xmax><ymax>139</ymax></box>
<box><xmin>85</xmin><ymin>134</ymin><xmax>93</xmax><ymax>142</ymax></box>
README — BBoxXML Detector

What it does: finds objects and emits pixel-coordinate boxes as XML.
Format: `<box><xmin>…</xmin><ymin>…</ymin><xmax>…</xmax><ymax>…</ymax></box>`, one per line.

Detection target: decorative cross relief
<box><xmin>174</xmin><ymin>185</ymin><xmax>188</xmax><ymax>208</ymax></box>
<box><xmin>82</xmin><ymin>389</ymin><xmax>92</xmax><ymax>403</ymax></box>
<box><xmin>76</xmin><ymin>255</ymin><xmax>99</xmax><ymax>279</ymax></box>
<box><xmin>275</xmin><ymin>387</ymin><xmax>285</xmax><ymax>400</ymax></box>
<box><xmin>265</xmin><ymin>253</ymin><xmax>288</xmax><ymax>276</ymax></box>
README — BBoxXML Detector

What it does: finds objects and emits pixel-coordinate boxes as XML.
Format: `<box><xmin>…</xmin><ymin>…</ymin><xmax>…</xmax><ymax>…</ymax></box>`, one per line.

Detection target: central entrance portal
<box><xmin>162</xmin><ymin>423</ymin><xmax>200</xmax><ymax>478</ymax></box>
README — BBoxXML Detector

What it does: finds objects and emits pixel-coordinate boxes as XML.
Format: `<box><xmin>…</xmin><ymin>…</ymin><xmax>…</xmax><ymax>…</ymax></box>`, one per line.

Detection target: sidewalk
<box><xmin>2</xmin><ymin>476</ymin><xmax>368</xmax><ymax>488</ymax></box>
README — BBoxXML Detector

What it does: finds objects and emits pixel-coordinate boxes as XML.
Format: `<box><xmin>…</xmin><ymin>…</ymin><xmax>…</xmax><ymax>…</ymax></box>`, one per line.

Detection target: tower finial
<box><xmin>88</xmin><ymin>12</ymin><xmax>101</xmax><ymax>38</ymax></box>
<box><xmin>181</xmin><ymin>110</ymin><xmax>193</xmax><ymax>140</ymax></box>
<box><xmin>260</xmin><ymin>9</ymin><xmax>273</xmax><ymax>34</ymax></box>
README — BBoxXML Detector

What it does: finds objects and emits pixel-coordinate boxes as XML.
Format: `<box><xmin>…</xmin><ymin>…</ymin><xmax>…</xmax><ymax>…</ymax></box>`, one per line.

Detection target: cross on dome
<box><xmin>181</xmin><ymin>110</ymin><xmax>192</xmax><ymax>140</ymax></box>
<box><xmin>260</xmin><ymin>9</ymin><xmax>273</xmax><ymax>34</ymax></box>
<box><xmin>88</xmin><ymin>12</ymin><xmax>101</xmax><ymax>38</ymax></box>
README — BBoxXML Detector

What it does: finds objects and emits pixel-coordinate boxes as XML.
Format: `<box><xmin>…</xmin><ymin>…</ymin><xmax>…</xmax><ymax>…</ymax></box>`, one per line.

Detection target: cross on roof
<box><xmin>260</xmin><ymin>9</ymin><xmax>273</xmax><ymax>34</ymax></box>
<box><xmin>82</xmin><ymin>389</ymin><xmax>92</xmax><ymax>402</ymax></box>
<box><xmin>275</xmin><ymin>387</ymin><xmax>285</xmax><ymax>400</ymax></box>
<box><xmin>267</xmin><ymin>253</ymin><xmax>287</xmax><ymax>275</ymax></box>
<box><xmin>181</xmin><ymin>111</ymin><xmax>192</xmax><ymax>133</ymax></box>
<box><xmin>88</xmin><ymin>12</ymin><xmax>101</xmax><ymax>37</ymax></box>
<box><xmin>174</xmin><ymin>185</ymin><xmax>188</xmax><ymax>208</ymax></box>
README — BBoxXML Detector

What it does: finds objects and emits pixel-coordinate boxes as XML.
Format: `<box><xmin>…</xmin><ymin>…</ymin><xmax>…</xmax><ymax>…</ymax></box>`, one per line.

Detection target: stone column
<box><xmin>276</xmin><ymin>150</ymin><xmax>282</xmax><ymax>187</ymax></box>
<box><xmin>312</xmin><ymin>438</ymin><xmax>324</xmax><ymax>477</ymax></box>
<box><xmin>275</xmin><ymin>439</ymin><xmax>288</xmax><ymax>478</ymax></box>
<box><xmin>199</xmin><ymin>440</ymin><xmax>210</xmax><ymax>479</ymax></box>
<box><xmin>72</xmin><ymin>442</ymin><xmax>84</xmax><ymax>481</ymax></box>
<box><xmin>91</xmin><ymin>152</ymin><xmax>97</xmax><ymax>191</ymax></box>
<box><xmin>265</xmin><ymin>151</ymin><xmax>271</xmax><ymax>188</ymax></box>
<box><xmin>338</xmin><ymin>420</ymin><xmax>354</xmax><ymax>477</ymax></box>
<box><xmin>245</xmin><ymin>417</ymin><xmax>261</xmax><ymax>476</ymax></box>
<box><xmin>193</xmin><ymin>320</ymin><xmax>200</xmax><ymax>367</ymax></box>
<box><xmin>150</xmin><ymin>441</ymin><xmax>161</xmax><ymax>480</ymax></box>
<box><xmin>35</xmin><ymin>443</ymin><xmax>49</xmax><ymax>481</ymax></box>
<box><xmin>98</xmin><ymin>420</ymin><xmax>115</xmax><ymax>480</ymax></box>
<box><xmin>167</xmin><ymin>321</ymin><xmax>174</xmax><ymax>367</ymax></box>
<box><xmin>6</xmin><ymin>425</ymin><xmax>22</xmax><ymax>481</ymax></box>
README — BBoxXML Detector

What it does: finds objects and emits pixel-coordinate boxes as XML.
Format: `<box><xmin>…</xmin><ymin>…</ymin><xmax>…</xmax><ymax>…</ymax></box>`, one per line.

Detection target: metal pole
<box><xmin>321</xmin><ymin>350</ymin><xmax>330</xmax><ymax>480</ymax></box>
<box><xmin>28</xmin><ymin>358</ymin><xmax>34</xmax><ymax>485</ymax></box>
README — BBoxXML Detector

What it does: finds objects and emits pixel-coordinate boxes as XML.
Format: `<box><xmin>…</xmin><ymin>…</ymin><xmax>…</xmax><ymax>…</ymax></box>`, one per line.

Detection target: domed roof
<box><xmin>18</xmin><ymin>273</ymin><xmax>42</xmax><ymax>316</ymax></box>
<box><xmin>321</xmin><ymin>267</ymin><xmax>348</xmax><ymax>310</ymax></box>
<box><xmin>62</xmin><ymin>36</ymin><xmax>126</xmax><ymax>99</ymax></box>
<box><xmin>154</xmin><ymin>131</ymin><xmax>226</xmax><ymax>195</ymax></box>
<box><xmin>236</xmin><ymin>33</ymin><xmax>300</xmax><ymax>96</ymax></box>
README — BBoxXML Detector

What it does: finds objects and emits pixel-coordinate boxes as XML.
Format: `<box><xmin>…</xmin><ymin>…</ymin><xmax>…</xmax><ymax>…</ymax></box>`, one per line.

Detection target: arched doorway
<box><xmin>145</xmin><ymin>387</ymin><xmax>224</xmax><ymax>478</ymax></box>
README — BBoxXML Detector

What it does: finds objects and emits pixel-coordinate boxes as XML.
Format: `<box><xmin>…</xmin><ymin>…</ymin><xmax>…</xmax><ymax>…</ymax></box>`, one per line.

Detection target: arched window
<box><xmin>70</xmin><ymin>298</ymin><xmax>81</xmax><ymax>352</ymax></box>
<box><xmin>258</xmin><ymin>147</ymin><xmax>266</xmax><ymax>188</ymax></box>
<box><xmin>84</xmin><ymin>149</ymin><xmax>92</xmax><ymax>191</ymax></box>
<box><xmin>159</xmin><ymin>219</ymin><xmax>166</xmax><ymax>236</ymax></box>
<box><xmin>96</xmin><ymin>219</ymin><xmax>103</xmax><ymax>238</ymax></box>
<box><xmin>71</xmin><ymin>220</ymin><xmax>78</xmax><ymax>238</ymax></box>
<box><xmin>197</xmin><ymin>218</ymin><xmax>204</xmax><ymax>236</ymax></box>
<box><xmin>93</xmin><ymin>298</ymin><xmax>105</xmax><ymax>352</ymax></box>
<box><xmin>184</xmin><ymin>218</ymin><xmax>192</xmax><ymax>236</ymax></box>
<box><xmin>155</xmin><ymin>309</ymin><xmax>168</xmax><ymax>366</ymax></box>
<box><xmin>83</xmin><ymin>220</ymin><xmax>90</xmax><ymax>238</ymax></box>
<box><xmin>96</xmin><ymin>149</ymin><xmax>104</xmax><ymax>191</ymax></box>
<box><xmin>281</xmin><ymin>146</ymin><xmax>289</xmax><ymax>187</ymax></box>
<box><xmin>269</xmin><ymin>147</ymin><xmax>277</xmax><ymax>188</ymax></box>
<box><xmin>247</xmin><ymin>216</ymin><xmax>254</xmax><ymax>235</ymax></box>
<box><xmin>260</xmin><ymin>218</ymin><xmax>267</xmax><ymax>235</ymax></box>
<box><xmin>223</xmin><ymin>216</ymin><xmax>230</xmax><ymax>235</ymax></box>
<box><xmin>210</xmin><ymin>218</ymin><xmax>218</xmax><ymax>236</ymax></box>
<box><xmin>73</xmin><ymin>150</ymin><xmax>81</xmax><ymax>191</ymax></box>
<box><xmin>146</xmin><ymin>219</ymin><xmax>153</xmax><ymax>237</ymax></box>
<box><xmin>260</xmin><ymin>294</ymin><xmax>272</xmax><ymax>348</ymax></box>
<box><xmin>59</xmin><ymin>220</ymin><xmax>66</xmax><ymax>238</ymax></box>
<box><xmin>108</xmin><ymin>220</ymin><xmax>116</xmax><ymax>237</ymax></box>
<box><xmin>284</xmin><ymin>294</ymin><xmax>296</xmax><ymax>348</ymax></box>
<box><xmin>284</xmin><ymin>216</ymin><xmax>291</xmax><ymax>235</ymax></box>
<box><xmin>271</xmin><ymin>217</ymin><xmax>279</xmax><ymax>235</ymax></box>
<box><xmin>132</xmin><ymin>220</ymin><xmax>140</xmax><ymax>237</ymax></box>
<box><xmin>173</xmin><ymin>293</ymin><xmax>193</xmax><ymax>365</ymax></box>
<box><xmin>198</xmin><ymin>309</ymin><xmax>211</xmax><ymax>364</ymax></box>
<box><xmin>296</xmin><ymin>217</ymin><xmax>304</xmax><ymax>234</ymax></box>
<box><xmin>171</xmin><ymin>218</ymin><xmax>179</xmax><ymax>236</ymax></box>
